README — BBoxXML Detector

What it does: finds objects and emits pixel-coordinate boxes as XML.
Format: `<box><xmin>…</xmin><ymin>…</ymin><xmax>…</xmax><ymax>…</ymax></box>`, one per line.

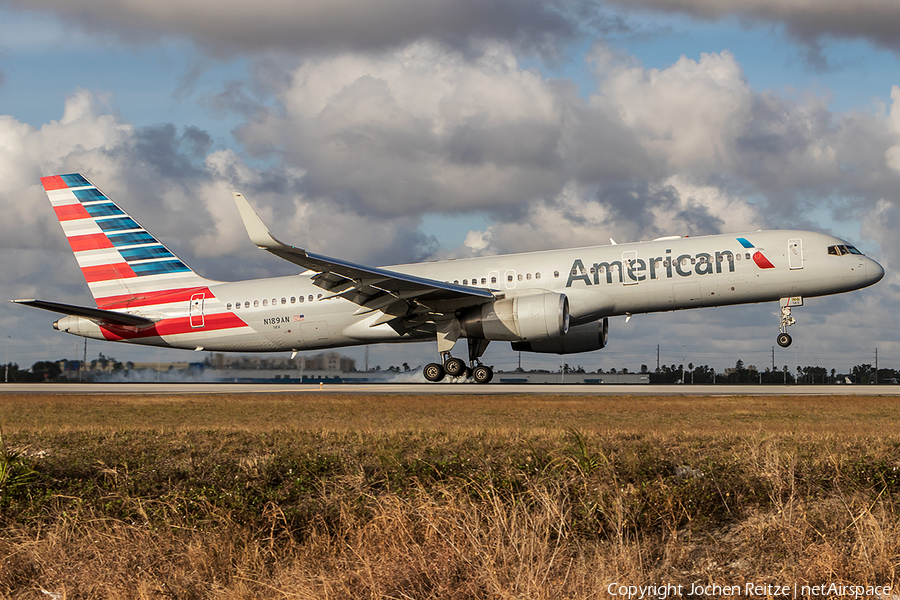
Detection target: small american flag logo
<box><xmin>293</xmin><ymin>315</ymin><xmax>305</xmax><ymax>322</ymax></box>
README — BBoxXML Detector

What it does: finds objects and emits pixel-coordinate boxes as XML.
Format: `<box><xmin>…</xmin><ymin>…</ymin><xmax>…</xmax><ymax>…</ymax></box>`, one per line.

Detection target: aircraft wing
<box><xmin>10</xmin><ymin>299</ymin><xmax>155</xmax><ymax>327</ymax></box>
<box><xmin>233</xmin><ymin>193</ymin><xmax>495</xmax><ymax>324</ymax></box>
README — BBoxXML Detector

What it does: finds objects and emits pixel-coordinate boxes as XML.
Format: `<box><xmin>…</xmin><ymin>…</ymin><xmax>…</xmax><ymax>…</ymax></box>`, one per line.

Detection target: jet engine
<box><xmin>458</xmin><ymin>292</ymin><xmax>569</xmax><ymax>342</ymax></box>
<box><xmin>511</xmin><ymin>317</ymin><xmax>608</xmax><ymax>354</ymax></box>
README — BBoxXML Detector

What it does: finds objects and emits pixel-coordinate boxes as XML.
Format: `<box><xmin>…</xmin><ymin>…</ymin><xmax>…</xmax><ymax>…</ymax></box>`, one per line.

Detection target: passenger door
<box><xmin>189</xmin><ymin>293</ymin><xmax>205</xmax><ymax>328</ymax></box>
<box><xmin>788</xmin><ymin>238</ymin><xmax>803</xmax><ymax>270</ymax></box>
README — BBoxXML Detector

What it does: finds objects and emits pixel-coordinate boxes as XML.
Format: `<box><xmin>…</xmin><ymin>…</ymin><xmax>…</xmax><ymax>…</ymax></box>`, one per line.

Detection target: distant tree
<box><xmin>852</xmin><ymin>364</ymin><xmax>874</xmax><ymax>384</ymax></box>
<box><xmin>30</xmin><ymin>361</ymin><xmax>63</xmax><ymax>382</ymax></box>
<box><xmin>641</xmin><ymin>364</ymin><xmax>649</xmax><ymax>374</ymax></box>
<box><xmin>2</xmin><ymin>363</ymin><xmax>26</xmax><ymax>382</ymax></box>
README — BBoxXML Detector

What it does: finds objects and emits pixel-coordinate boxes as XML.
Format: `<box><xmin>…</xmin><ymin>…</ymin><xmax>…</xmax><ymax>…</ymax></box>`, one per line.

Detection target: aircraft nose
<box><xmin>866</xmin><ymin>258</ymin><xmax>885</xmax><ymax>286</ymax></box>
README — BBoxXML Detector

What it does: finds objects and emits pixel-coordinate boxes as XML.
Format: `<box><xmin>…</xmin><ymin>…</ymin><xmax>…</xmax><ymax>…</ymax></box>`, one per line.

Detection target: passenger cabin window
<box><xmin>226</xmin><ymin>303</ymin><xmax>232</xmax><ymax>310</ymax></box>
<box><xmin>554</xmin><ymin>271</ymin><xmax>559</xmax><ymax>278</ymax></box>
<box><xmin>535</xmin><ymin>272</ymin><xmax>541</xmax><ymax>280</ymax></box>
<box><xmin>299</xmin><ymin>296</ymin><xmax>304</xmax><ymax>303</ymax></box>
<box><xmin>491</xmin><ymin>276</ymin><xmax>497</xmax><ymax>284</ymax></box>
<box><xmin>254</xmin><ymin>300</ymin><xmax>259</xmax><ymax>307</ymax></box>
<box><xmin>518</xmin><ymin>274</ymin><xmax>523</xmax><ymax>281</ymax></box>
<box><xmin>462</xmin><ymin>279</ymin><xmax>468</xmax><ymax>285</ymax></box>
<box><xmin>291</xmin><ymin>296</ymin><xmax>296</xmax><ymax>304</ymax></box>
<box><xmin>244</xmin><ymin>301</ymin><xmax>250</xmax><ymax>308</ymax></box>
<box><xmin>262</xmin><ymin>299</ymin><xmax>268</xmax><ymax>306</ymax></box>
<box><xmin>481</xmin><ymin>277</ymin><xmax>486</xmax><ymax>284</ymax></box>
<box><xmin>526</xmin><ymin>273</ymin><xmax>532</xmax><ymax>280</ymax></box>
<box><xmin>282</xmin><ymin>298</ymin><xmax>287</xmax><ymax>304</ymax></box>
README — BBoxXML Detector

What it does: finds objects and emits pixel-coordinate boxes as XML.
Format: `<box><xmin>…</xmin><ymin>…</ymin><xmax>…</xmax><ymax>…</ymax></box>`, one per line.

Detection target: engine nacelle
<box><xmin>459</xmin><ymin>292</ymin><xmax>569</xmax><ymax>342</ymax></box>
<box><xmin>511</xmin><ymin>317</ymin><xmax>608</xmax><ymax>354</ymax></box>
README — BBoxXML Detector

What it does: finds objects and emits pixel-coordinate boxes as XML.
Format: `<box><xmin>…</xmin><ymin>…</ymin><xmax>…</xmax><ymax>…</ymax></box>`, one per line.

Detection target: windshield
<box><xmin>828</xmin><ymin>244</ymin><xmax>864</xmax><ymax>256</ymax></box>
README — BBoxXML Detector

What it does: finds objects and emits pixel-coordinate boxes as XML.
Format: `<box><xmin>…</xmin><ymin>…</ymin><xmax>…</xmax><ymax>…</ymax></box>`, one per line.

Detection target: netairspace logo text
<box><xmin>606</xmin><ymin>582</ymin><xmax>893</xmax><ymax>599</ymax></box>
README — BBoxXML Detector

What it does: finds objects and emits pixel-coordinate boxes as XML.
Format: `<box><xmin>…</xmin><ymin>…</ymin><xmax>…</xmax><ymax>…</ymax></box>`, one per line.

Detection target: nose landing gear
<box><xmin>776</xmin><ymin>297</ymin><xmax>802</xmax><ymax>348</ymax></box>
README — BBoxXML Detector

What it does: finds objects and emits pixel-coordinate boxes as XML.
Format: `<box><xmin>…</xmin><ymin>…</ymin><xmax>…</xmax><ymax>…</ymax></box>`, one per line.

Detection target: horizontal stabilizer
<box><xmin>10</xmin><ymin>299</ymin><xmax>155</xmax><ymax>327</ymax></box>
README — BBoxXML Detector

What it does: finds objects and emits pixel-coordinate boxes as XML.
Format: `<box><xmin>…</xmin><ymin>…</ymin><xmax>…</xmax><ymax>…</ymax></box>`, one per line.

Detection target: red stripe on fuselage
<box><xmin>68</xmin><ymin>233</ymin><xmax>114</xmax><ymax>252</ymax></box>
<box><xmin>41</xmin><ymin>175</ymin><xmax>68</xmax><ymax>191</ymax></box>
<box><xmin>54</xmin><ymin>204</ymin><xmax>90</xmax><ymax>221</ymax></box>
<box><xmin>82</xmin><ymin>263</ymin><xmax>137</xmax><ymax>283</ymax></box>
<box><xmin>100</xmin><ymin>312</ymin><xmax>247</xmax><ymax>341</ymax></box>
<box><xmin>97</xmin><ymin>287</ymin><xmax>214</xmax><ymax>309</ymax></box>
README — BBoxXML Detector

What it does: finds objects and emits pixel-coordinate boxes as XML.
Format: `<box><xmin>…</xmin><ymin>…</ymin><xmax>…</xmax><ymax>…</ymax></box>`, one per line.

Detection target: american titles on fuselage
<box><xmin>565</xmin><ymin>246</ymin><xmax>751</xmax><ymax>288</ymax></box>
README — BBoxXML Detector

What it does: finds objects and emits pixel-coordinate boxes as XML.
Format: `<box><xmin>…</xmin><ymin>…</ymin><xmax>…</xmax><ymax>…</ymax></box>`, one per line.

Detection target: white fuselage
<box><xmin>56</xmin><ymin>229</ymin><xmax>883</xmax><ymax>352</ymax></box>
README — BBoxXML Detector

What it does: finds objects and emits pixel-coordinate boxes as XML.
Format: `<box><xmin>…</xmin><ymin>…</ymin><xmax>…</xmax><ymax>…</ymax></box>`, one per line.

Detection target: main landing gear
<box><xmin>776</xmin><ymin>297</ymin><xmax>801</xmax><ymax>348</ymax></box>
<box><xmin>423</xmin><ymin>338</ymin><xmax>494</xmax><ymax>384</ymax></box>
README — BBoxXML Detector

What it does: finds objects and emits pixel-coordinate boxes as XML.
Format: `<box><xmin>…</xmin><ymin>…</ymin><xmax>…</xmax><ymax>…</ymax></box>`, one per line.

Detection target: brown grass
<box><xmin>1</xmin><ymin>393</ymin><xmax>899</xmax><ymax>598</ymax></box>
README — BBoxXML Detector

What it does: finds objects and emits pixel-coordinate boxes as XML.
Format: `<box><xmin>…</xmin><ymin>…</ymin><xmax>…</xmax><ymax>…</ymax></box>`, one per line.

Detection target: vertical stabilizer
<box><xmin>41</xmin><ymin>173</ymin><xmax>209</xmax><ymax>308</ymax></box>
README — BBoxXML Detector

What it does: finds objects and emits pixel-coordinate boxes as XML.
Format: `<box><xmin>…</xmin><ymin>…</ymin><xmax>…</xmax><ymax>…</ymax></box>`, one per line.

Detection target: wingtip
<box><xmin>232</xmin><ymin>192</ymin><xmax>283</xmax><ymax>249</ymax></box>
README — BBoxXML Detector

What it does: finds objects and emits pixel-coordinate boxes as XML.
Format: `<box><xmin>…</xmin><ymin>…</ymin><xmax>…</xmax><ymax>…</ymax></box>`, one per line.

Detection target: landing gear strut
<box><xmin>776</xmin><ymin>297</ymin><xmax>801</xmax><ymax>348</ymax></box>
<box><xmin>467</xmin><ymin>338</ymin><xmax>493</xmax><ymax>384</ymax></box>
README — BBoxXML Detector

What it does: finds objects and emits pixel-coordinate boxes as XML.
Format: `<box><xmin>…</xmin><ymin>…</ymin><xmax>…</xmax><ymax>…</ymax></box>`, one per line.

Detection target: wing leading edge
<box><xmin>232</xmin><ymin>193</ymin><xmax>495</xmax><ymax>326</ymax></box>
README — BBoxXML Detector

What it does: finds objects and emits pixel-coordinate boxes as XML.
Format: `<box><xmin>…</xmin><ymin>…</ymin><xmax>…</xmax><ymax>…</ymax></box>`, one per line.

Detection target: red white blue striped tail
<box><xmin>41</xmin><ymin>173</ymin><xmax>211</xmax><ymax>309</ymax></box>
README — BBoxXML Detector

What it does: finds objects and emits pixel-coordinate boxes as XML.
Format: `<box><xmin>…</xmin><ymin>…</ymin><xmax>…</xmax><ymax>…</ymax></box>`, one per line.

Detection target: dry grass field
<box><xmin>2</xmin><ymin>392</ymin><xmax>900</xmax><ymax>598</ymax></box>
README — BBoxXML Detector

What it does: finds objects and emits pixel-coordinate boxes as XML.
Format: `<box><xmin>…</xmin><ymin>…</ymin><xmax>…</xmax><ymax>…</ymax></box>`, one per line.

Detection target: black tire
<box><xmin>777</xmin><ymin>333</ymin><xmax>792</xmax><ymax>348</ymax></box>
<box><xmin>423</xmin><ymin>362</ymin><xmax>446</xmax><ymax>382</ymax></box>
<box><xmin>444</xmin><ymin>357</ymin><xmax>466</xmax><ymax>377</ymax></box>
<box><xmin>472</xmin><ymin>365</ymin><xmax>493</xmax><ymax>384</ymax></box>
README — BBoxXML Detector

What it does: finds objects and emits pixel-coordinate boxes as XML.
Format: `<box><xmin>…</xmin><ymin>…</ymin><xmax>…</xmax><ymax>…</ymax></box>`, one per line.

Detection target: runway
<box><xmin>3</xmin><ymin>382</ymin><xmax>900</xmax><ymax>395</ymax></box>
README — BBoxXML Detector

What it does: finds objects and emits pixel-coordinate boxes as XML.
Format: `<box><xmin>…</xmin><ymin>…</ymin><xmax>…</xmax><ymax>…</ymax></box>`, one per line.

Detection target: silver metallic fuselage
<box><xmin>56</xmin><ymin>229</ymin><xmax>881</xmax><ymax>352</ymax></box>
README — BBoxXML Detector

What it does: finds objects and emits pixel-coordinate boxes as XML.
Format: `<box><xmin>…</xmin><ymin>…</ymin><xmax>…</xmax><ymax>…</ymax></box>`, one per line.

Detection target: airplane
<box><xmin>11</xmin><ymin>173</ymin><xmax>885</xmax><ymax>384</ymax></box>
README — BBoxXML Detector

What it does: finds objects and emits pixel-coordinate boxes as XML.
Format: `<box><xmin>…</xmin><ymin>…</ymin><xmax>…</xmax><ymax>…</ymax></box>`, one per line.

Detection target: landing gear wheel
<box><xmin>423</xmin><ymin>362</ymin><xmax>446</xmax><ymax>382</ymax></box>
<box><xmin>777</xmin><ymin>333</ymin><xmax>792</xmax><ymax>348</ymax></box>
<box><xmin>444</xmin><ymin>357</ymin><xmax>466</xmax><ymax>377</ymax></box>
<box><xmin>472</xmin><ymin>365</ymin><xmax>493</xmax><ymax>384</ymax></box>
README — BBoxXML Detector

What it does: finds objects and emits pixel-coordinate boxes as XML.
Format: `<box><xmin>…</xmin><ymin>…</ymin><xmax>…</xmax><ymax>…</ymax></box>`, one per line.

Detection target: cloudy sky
<box><xmin>2</xmin><ymin>0</ymin><xmax>900</xmax><ymax>375</ymax></box>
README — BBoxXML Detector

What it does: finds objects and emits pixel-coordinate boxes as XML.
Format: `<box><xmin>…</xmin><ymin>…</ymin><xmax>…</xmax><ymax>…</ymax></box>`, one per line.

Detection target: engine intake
<box><xmin>459</xmin><ymin>292</ymin><xmax>569</xmax><ymax>342</ymax></box>
<box><xmin>511</xmin><ymin>318</ymin><xmax>608</xmax><ymax>354</ymax></box>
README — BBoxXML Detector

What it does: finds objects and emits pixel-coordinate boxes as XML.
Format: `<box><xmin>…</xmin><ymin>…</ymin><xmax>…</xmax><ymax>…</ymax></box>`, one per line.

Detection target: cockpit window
<box><xmin>828</xmin><ymin>244</ymin><xmax>864</xmax><ymax>256</ymax></box>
